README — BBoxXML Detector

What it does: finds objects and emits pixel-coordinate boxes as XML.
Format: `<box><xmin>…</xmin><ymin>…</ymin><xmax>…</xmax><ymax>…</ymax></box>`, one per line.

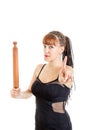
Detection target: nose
<box><xmin>44</xmin><ymin>46</ymin><xmax>49</xmax><ymax>53</ymax></box>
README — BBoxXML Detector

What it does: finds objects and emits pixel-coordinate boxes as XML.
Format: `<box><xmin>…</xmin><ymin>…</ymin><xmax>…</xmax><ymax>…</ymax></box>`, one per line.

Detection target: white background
<box><xmin>0</xmin><ymin>0</ymin><xmax>87</xmax><ymax>130</ymax></box>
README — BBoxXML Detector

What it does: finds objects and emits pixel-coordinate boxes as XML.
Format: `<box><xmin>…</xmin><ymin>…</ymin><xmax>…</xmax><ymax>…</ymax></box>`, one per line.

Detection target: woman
<box><xmin>11</xmin><ymin>31</ymin><xmax>74</xmax><ymax>130</ymax></box>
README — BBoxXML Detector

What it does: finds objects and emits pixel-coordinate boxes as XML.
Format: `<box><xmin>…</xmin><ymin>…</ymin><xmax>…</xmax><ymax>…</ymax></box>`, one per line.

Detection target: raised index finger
<box><xmin>63</xmin><ymin>56</ymin><xmax>67</xmax><ymax>70</ymax></box>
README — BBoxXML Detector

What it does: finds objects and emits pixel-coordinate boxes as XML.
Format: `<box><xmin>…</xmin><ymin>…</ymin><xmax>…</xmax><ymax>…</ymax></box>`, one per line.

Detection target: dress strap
<box><xmin>37</xmin><ymin>64</ymin><xmax>46</xmax><ymax>78</ymax></box>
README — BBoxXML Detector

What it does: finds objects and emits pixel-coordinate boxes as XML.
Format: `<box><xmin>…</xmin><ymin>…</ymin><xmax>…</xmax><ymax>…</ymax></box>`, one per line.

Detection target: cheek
<box><xmin>53</xmin><ymin>48</ymin><xmax>62</xmax><ymax>58</ymax></box>
<box><xmin>58</xmin><ymin>48</ymin><xmax>63</xmax><ymax>55</ymax></box>
<box><xmin>55</xmin><ymin>48</ymin><xmax>60</xmax><ymax>55</ymax></box>
<box><xmin>51</xmin><ymin>50</ymin><xmax>59</xmax><ymax>58</ymax></box>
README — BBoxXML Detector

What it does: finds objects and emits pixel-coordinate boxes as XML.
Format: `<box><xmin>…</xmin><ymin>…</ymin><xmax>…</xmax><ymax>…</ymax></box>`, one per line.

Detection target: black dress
<box><xmin>31</xmin><ymin>65</ymin><xmax>72</xmax><ymax>130</ymax></box>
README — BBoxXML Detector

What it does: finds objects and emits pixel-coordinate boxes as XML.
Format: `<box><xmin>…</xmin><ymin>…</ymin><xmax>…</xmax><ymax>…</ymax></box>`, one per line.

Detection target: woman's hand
<box><xmin>10</xmin><ymin>88</ymin><xmax>21</xmax><ymax>98</ymax></box>
<box><xmin>59</xmin><ymin>56</ymin><xmax>74</xmax><ymax>87</ymax></box>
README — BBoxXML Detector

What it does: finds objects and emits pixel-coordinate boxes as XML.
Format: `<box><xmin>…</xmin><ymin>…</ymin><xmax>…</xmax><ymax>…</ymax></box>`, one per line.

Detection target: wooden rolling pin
<box><xmin>13</xmin><ymin>41</ymin><xmax>19</xmax><ymax>89</ymax></box>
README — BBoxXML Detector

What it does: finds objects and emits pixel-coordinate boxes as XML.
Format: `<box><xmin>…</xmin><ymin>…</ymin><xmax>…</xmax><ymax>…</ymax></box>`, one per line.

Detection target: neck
<box><xmin>48</xmin><ymin>59</ymin><xmax>62</xmax><ymax>68</ymax></box>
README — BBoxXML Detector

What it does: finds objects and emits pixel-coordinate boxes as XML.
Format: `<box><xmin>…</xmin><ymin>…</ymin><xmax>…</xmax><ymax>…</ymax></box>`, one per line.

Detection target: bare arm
<box><xmin>11</xmin><ymin>64</ymin><xmax>43</xmax><ymax>99</ymax></box>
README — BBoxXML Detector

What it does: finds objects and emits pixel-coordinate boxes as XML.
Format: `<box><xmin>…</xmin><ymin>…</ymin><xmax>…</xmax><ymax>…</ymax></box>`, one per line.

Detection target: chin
<box><xmin>44</xmin><ymin>58</ymin><xmax>50</xmax><ymax>62</ymax></box>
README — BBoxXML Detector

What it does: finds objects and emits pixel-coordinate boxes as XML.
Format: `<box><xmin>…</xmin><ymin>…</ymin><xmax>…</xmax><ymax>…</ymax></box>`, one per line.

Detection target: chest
<box><xmin>38</xmin><ymin>68</ymin><xmax>59</xmax><ymax>83</ymax></box>
<box><xmin>32</xmin><ymin>80</ymin><xmax>70</xmax><ymax>102</ymax></box>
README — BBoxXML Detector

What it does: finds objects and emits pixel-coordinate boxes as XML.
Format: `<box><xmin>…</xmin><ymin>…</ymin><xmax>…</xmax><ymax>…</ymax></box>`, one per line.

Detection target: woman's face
<box><xmin>43</xmin><ymin>42</ymin><xmax>64</xmax><ymax>62</ymax></box>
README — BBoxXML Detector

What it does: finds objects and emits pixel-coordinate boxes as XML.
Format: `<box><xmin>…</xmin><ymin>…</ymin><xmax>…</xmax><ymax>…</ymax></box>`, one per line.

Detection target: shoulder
<box><xmin>34</xmin><ymin>64</ymin><xmax>45</xmax><ymax>77</ymax></box>
<box><xmin>35</xmin><ymin>63</ymin><xmax>44</xmax><ymax>71</ymax></box>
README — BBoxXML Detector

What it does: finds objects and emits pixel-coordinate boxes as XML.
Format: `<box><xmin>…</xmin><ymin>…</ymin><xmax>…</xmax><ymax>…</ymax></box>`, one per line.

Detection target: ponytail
<box><xmin>63</xmin><ymin>36</ymin><xmax>74</xmax><ymax>68</ymax></box>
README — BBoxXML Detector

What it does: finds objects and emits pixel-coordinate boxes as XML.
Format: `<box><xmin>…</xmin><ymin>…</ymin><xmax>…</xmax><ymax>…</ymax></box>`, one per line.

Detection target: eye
<box><xmin>49</xmin><ymin>45</ymin><xmax>54</xmax><ymax>49</ymax></box>
<box><xmin>43</xmin><ymin>44</ymin><xmax>46</xmax><ymax>48</ymax></box>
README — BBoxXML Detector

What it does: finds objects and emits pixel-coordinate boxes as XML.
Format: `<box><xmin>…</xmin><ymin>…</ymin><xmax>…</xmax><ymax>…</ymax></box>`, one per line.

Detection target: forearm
<box><xmin>17</xmin><ymin>90</ymin><xmax>32</xmax><ymax>99</ymax></box>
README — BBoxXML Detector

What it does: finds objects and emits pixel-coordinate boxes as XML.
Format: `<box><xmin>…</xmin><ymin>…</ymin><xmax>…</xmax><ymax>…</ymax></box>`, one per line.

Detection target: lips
<box><xmin>44</xmin><ymin>55</ymin><xmax>49</xmax><ymax>57</ymax></box>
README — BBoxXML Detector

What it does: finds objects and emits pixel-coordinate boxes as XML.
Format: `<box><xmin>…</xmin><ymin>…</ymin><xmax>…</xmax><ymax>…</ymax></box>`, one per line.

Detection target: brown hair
<box><xmin>43</xmin><ymin>31</ymin><xmax>74</xmax><ymax>68</ymax></box>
